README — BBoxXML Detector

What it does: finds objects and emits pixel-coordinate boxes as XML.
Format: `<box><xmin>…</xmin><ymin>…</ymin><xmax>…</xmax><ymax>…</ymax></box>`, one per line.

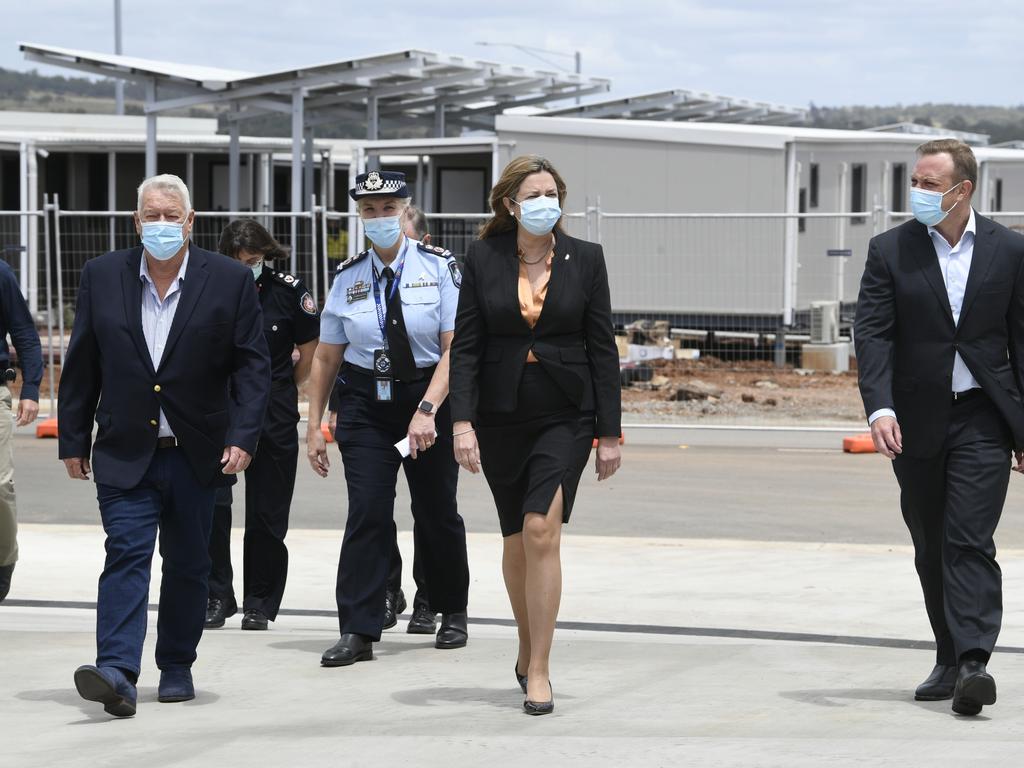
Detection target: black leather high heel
<box><xmin>523</xmin><ymin>682</ymin><xmax>554</xmax><ymax>716</ymax></box>
<box><xmin>515</xmin><ymin>664</ymin><xmax>528</xmax><ymax>694</ymax></box>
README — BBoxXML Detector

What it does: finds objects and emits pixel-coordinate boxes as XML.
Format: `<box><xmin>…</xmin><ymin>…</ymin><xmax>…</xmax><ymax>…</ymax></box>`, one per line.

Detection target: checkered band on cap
<box><xmin>349</xmin><ymin>170</ymin><xmax>410</xmax><ymax>200</ymax></box>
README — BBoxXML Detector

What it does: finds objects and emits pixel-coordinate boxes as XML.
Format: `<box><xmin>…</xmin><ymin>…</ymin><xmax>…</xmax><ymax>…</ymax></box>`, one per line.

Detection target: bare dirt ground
<box><xmin>620</xmin><ymin>358</ymin><xmax>865</xmax><ymax>425</ymax></box>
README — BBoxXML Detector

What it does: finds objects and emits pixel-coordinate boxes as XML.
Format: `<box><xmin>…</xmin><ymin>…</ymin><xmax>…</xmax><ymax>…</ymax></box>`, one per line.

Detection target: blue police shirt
<box><xmin>320</xmin><ymin>238</ymin><xmax>460</xmax><ymax>370</ymax></box>
<box><xmin>0</xmin><ymin>260</ymin><xmax>42</xmax><ymax>401</ymax></box>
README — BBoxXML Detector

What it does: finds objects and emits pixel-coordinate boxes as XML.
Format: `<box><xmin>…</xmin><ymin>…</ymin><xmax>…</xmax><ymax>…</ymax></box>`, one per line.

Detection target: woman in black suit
<box><xmin>449</xmin><ymin>155</ymin><xmax>622</xmax><ymax>715</ymax></box>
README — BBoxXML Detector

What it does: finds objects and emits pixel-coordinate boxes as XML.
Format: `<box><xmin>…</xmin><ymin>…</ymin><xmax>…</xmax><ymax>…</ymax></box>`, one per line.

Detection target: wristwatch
<box><xmin>417</xmin><ymin>399</ymin><xmax>435</xmax><ymax>415</ymax></box>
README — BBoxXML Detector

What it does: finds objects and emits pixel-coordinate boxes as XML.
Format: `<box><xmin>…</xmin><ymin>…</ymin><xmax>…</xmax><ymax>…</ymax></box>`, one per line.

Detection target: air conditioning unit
<box><xmin>810</xmin><ymin>301</ymin><xmax>839</xmax><ymax>344</ymax></box>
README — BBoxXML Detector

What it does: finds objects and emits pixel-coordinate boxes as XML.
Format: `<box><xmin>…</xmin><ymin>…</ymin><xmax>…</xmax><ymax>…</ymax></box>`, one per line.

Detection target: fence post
<box><xmin>309</xmin><ymin>195</ymin><xmax>319</xmax><ymax>306</ymax></box>
<box><xmin>52</xmin><ymin>196</ymin><xmax>67</xmax><ymax>375</ymax></box>
<box><xmin>41</xmin><ymin>195</ymin><xmax>56</xmax><ymax>418</ymax></box>
<box><xmin>320</xmin><ymin>207</ymin><xmax>330</xmax><ymax>307</ymax></box>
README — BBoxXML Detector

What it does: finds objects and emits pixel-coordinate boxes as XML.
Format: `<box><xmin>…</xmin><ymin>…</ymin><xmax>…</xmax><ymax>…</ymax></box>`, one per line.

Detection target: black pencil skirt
<box><xmin>476</xmin><ymin>364</ymin><xmax>595</xmax><ymax>537</ymax></box>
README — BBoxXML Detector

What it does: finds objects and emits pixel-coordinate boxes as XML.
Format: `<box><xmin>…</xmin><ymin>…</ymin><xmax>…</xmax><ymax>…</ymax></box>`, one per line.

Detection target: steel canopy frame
<box><xmin>19</xmin><ymin>42</ymin><xmax>611</xmax><ymax>215</ymax></box>
<box><xmin>541</xmin><ymin>89</ymin><xmax>807</xmax><ymax>126</ymax></box>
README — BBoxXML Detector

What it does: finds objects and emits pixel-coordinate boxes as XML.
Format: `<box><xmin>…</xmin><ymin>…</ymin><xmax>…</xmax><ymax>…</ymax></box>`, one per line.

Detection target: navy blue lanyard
<box><xmin>371</xmin><ymin>239</ymin><xmax>409</xmax><ymax>349</ymax></box>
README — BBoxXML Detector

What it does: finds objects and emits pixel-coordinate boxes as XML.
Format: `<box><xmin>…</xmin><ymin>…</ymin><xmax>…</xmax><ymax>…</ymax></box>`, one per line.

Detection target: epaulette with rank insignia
<box><xmin>337</xmin><ymin>249</ymin><xmax>370</xmax><ymax>272</ymax></box>
<box><xmin>417</xmin><ymin>241</ymin><xmax>453</xmax><ymax>259</ymax></box>
<box><xmin>269</xmin><ymin>270</ymin><xmax>302</xmax><ymax>289</ymax></box>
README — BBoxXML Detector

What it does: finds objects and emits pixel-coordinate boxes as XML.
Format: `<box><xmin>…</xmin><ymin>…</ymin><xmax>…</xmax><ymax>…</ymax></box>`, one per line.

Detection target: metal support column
<box><xmin>145</xmin><ymin>79</ymin><xmax>158</xmax><ymax>178</ymax></box>
<box><xmin>185</xmin><ymin>152</ymin><xmax>195</xmax><ymax>205</ymax></box>
<box><xmin>304</xmin><ymin>127</ymin><xmax>315</xmax><ymax>213</ymax></box>
<box><xmin>18</xmin><ymin>142</ymin><xmax>29</xmax><ymax>299</ymax></box>
<box><xmin>290</xmin><ymin>89</ymin><xmax>304</xmax><ymax>276</ymax></box>
<box><xmin>107</xmin><ymin>151</ymin><xmax>117</xmax><ymax>251</ymax></box>
<box><xmin>26</xmin><ymin>143</ymin><xmax>39</xmax><ymax>314</ymax></box>
<box><xmin>228</xmin><ymin>117</ymin><xmax>241</xmax><ymax>215</ymax></box>
<box><xmin>366</xmin><ymin>96</ymin><xmax>380</xmax><ymax>171</ymax></box>
<box><xmin>434</xmin><ymin>103</ymin><xmax>446</xmax><ymax>138</ymax></box>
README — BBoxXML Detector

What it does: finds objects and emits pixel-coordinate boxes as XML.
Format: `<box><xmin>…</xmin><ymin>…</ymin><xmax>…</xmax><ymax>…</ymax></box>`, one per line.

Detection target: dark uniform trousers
<box><xmin>207</xmin><ymin>380</ymin><xmax>299</xmax><ymax>620</ymax></box>
<box><xmin>334</xmin><ymin>365</ymin><xmax>468</xmax><ymax>639</ymax></box>
<box><xmin>388</xmin><ymin>521</ymin><xmax>428</xmax><ymax>609</ymax></box>
<box><xmin>892</xmin><ymin>392</ymin><xmax>1012</xmax><ymax>665</ymax></box>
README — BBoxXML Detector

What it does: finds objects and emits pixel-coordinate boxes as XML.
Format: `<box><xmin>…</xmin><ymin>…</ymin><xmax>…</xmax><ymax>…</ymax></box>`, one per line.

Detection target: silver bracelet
<box><xmin>453</xmin><ymin>428</ymin><xmax>475</xmax><ymax>437</ymax></box>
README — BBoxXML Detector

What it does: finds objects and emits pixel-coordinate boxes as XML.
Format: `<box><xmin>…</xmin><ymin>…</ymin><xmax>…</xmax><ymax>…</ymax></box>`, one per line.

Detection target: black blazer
<box><xmin>449</xmin><ymin>229</ymin><xmax>621</xmax><ymax>437</ymax></box>
<box><xmin>58</xmin><ymin>245</ymin><xmax>271</xmax><ymax>489</ymax></box>
<box><xmin>854</xmin><ymin>212</ymin><xmax>1024</xmax><ymax>458</ymax></box>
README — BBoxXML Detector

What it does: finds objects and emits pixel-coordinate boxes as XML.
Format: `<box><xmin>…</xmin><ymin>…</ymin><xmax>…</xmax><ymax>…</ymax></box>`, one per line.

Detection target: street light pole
<box><xmin>113</xmin><ymin>0</ymin><xmax>124</xmax><ymax>115</ymax></box>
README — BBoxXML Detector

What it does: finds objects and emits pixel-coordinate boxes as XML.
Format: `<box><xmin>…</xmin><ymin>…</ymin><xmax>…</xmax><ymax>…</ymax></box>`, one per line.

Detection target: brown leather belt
<box><xmin>156</xmin><ymin>436</ymin><xmax>178</xmax><ymax>449</ymax></box>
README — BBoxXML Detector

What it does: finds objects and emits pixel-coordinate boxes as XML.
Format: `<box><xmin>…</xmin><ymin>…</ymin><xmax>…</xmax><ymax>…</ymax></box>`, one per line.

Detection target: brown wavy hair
<box><xmin>478</xmin><ymin>155</ymin><xmax>567</xmax><ymax>239</ymax></box>
<box><xmin>217</xmin><ymin>218</ymin><xmax>289</xmax><ymax>261</ymax></box>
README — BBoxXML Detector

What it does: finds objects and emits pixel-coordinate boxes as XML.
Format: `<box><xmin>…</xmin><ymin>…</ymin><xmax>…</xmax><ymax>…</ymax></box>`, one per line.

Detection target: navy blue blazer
<box><xmin>58</xmin><ymin>245</ymin><xmax>271</xmax><ymax>489</ymax></box>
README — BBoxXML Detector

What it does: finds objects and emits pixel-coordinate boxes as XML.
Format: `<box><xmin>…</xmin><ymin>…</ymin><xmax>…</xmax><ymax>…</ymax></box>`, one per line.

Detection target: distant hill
<box><xmin>809</xmin><ymin>103</ymin><xmax>1024</xmax><ymax>144</ymax></box>
<box><xmin>4</xmin><ymin>67</ymin><xmax>1024</xmax><ymax>143</ymax></box>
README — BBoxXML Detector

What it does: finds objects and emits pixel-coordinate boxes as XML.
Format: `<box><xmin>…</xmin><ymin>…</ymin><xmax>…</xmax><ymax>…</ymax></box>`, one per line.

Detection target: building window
<box><xmin>995</xmin><ymin>179</ymin><xmax>1004</xmax><ymax>212</ymax></box>
<box><xmin>851</xmin><ymin>163</ymin><xmax>867</xmax><ymax>225</ymax></box>
<box><xmin>891</xmin><ymin>163</ymin><xmax>906</xmax><ymax>213</ymax></box>
<box><xmin>809</xmin><ymin>163</ymin><xmax>819</xmax><ymax>208</ymax></box>
<box><xmin>798</xmin><ymin>188</ymin><xmax>807</xmax><ymax>233</ymax></box>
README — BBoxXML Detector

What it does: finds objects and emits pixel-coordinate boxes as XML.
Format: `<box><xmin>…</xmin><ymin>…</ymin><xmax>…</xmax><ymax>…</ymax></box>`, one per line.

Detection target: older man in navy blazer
<box><xmin>58</xmin><ymin>174</ymin><xmax>270</xmax><ymax>718</ymax></box>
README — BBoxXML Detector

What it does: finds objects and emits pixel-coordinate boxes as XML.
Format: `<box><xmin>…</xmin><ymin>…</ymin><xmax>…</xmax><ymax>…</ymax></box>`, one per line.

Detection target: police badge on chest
<box><xmin>373</xmin><ymin>349</ymin><xmax>394</xmax><ymax>402</ymax></box>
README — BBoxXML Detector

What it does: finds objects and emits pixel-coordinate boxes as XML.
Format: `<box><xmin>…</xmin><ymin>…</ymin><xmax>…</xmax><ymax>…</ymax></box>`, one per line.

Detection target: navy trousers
<box><xmin>94</xmin><ymin>446</ymin><xmax>215</xmax><ymax>677</ymax></box>
<box><xmin>334</xmin><ymin>367</ymin><xmax>469</xmax><ymax>639</ymax></box>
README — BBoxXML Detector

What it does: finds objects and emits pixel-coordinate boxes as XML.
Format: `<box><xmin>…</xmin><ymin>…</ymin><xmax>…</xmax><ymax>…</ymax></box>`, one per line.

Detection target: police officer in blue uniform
<box><xmin>306</xmin><ymin>171</ymin><xmax>470</xmax><ymax>667</ymax></box>
<box><xmin>205</xmin><ymin>219</ymin><xmax>320</xmax><ymax>630</ymax></box>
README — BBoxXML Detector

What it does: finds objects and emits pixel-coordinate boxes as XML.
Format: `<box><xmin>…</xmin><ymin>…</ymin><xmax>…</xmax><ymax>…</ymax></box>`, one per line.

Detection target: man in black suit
<box><xmin>58</xmin><ymin>174</ymin><xmax>270</xmax><ymax>718</ymax></box>
<box><xmin>855</xmin><ymin>139</ymin><xmax>1024</xmax><ymax>716</ymax></box>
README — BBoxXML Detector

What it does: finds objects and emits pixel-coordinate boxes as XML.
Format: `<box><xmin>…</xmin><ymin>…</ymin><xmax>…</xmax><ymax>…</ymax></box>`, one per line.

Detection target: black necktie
<box><xmin>382</xmin><ymin>266</ymin><xmax>416</xmax><ymax>382</ymax></box>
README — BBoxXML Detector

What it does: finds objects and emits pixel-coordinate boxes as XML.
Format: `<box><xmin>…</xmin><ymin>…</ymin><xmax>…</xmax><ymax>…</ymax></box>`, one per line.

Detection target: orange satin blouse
<box><xmin>518</xmin><ymin>254</ymin><xmax>553</xmax><ymax>363</ymax></box>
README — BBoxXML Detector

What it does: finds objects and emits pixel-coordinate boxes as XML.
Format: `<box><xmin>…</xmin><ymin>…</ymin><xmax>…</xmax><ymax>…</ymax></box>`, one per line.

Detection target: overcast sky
<box><xmin>2</xmin><ymin>0</ymin><xmax>1021</xmax><ymax>107</ymax></box>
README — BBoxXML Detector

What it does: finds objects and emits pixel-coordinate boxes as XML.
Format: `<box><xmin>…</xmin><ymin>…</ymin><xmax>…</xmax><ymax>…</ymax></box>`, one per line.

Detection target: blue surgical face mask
<box><xmin>910</xmin><ymin>181</ymin><xmax>963</xmax><ymax>227</ymax></box>
<box><xmin>141</xmin><ymin>220</ymin><xmax>187</xmax><ymax>261</ymax></box>
<box><xmin>250</xmin><ymin>262</ymin><xmax>263</xmax><ymax>281</ymax></box>
<box><xmin>363</xmin><ymin>215</ymin><xmax>402</xmax><ymax>249</ymax></box>
<box><xmin>513</xmin><ymin>195</ymin><xmax>561</xmax><ymax>236</ymax></box>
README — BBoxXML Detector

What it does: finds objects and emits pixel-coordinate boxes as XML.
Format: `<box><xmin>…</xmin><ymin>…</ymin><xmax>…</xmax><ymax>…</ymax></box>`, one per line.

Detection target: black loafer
<box><xmin>435</xmin><ymin>612</ymin><xmax>468</xmax><ymax>650</ymax></box>
<box><xmin>406</xmin><ymin>603</ymin><xmax>437</xmax><ymax>635</ymax></box>
<box><xmin>321</xmin><ymin>633</ymin><xmax>374</xmax><ymax>667</ymax></box>
<box><xmin>204</xmin><ymin>597</ymin><xmax>237</xmax><ymax>629</ymax></box>
<box><xmin>0</xmin><ymin>563</ymin><xmax>13</xmax><ymax>602</ymax></box>
<box><xmin>952</xmin><ymin>660</ymin><xmax>996</xmax><ymax>716</ymax></box>
<box><xmin>915</xmin><ymin>664</ymin><xmax>957</xmax><ymax>701</ymax></box>
<box><xmin>383</xmin><ymin>589</ymin><xmax>407</xmax><ymax>630</ymax></box>
<box><xmin>241</xmin><ymin>609</ymin><xmax>269</xmax><ymax>631</ymax></box>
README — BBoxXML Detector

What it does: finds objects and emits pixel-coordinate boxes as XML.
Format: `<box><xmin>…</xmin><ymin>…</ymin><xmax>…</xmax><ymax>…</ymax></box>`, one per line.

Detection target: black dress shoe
<box><xmin>952</xmin><ymin>660</ymin><xmax>997</xmax><ymax>716</ymax></box>
<box><xmin>406</xmin><ymin>603</ymin><xmax>437</xmax><ymax>635</ymax></box>
<box><xmin>0</xmin><ymin>563</ymin><xmax>13</xmax><ymax>603</ymax></box>
<box><xmin>383</xmin><ymin>588</ymin><xmax>407</xmax><ymax>630</ymax></box>
<box><xmin>204</xmin><ymin>597</ymin><xmax>237</xmax><ymax>629</ymax></box>
<box><xmin>241</xmin><ymin>609</ymin><xmax>269</xmax><ymax>631</ymax></box>
<box><xmin>524</xmin><ymin>682</ymin><xmax>554</xmax><ymax>716</ymax></box>
<box><xmin>321</xmin><ymin>633</ymin><xmax>374</xmax><ymax>667</ymax></box>
<box><xmin>915</xmin><ymin>664</ymin><xmax>957</xmax><ymax>701</ymax></box>
<box><xmin>435</xmin><ymin>612</ymin><xmax>468</xmax><ymax>649</ymax></box>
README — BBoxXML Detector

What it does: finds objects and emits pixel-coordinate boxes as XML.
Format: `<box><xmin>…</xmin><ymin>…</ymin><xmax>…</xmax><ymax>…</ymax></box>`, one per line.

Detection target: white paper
<box><xmin>395</xmin><ymin>430</ymin><xmax>438</xmax><ymax>458</ymax></box>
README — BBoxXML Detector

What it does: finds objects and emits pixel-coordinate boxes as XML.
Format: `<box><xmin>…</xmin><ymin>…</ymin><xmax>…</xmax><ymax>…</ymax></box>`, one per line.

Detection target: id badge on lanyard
<box><xmin>371</xmin><ymin>242</ymin><xmax>408</xmax><ymax>402</ymax></box>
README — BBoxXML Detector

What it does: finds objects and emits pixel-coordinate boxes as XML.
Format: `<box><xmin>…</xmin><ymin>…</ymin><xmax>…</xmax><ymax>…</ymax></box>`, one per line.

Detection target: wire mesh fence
<box><xmin>11</xmin><ymin>204</ymin><xmax>1023</xmax><ymax>383</ymax></box>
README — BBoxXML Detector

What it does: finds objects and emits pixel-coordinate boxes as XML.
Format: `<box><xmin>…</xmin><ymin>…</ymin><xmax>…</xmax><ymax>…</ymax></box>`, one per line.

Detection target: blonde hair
<box><xmin>479</xmin><ymin>155</ymin><xmax>567</xmax><ymax>239</ymax></box>
<box><xmin>137</xmin><ymin>173</ymin><xmax>192</xmax><ymax>213</ymax></box>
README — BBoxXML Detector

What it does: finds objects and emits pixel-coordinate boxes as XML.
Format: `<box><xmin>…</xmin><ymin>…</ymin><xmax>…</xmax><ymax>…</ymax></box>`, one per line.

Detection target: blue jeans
<box><xmin>95</xmin><ymin>447</ymin><xmax>215</xmax><ymax>677</ymax></box>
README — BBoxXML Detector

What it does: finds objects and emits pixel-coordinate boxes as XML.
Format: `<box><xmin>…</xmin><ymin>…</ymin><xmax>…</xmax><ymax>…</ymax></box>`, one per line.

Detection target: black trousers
<box><xmin>892</xmin><ymin>393</ymin><xmax>1012</xmax><ymax>665</ymax></box>
<box><xmin>207</xmin><ymin>386</ymin><xmax>299</xmax><ymax>620</ymax></box>
<box><xmin>334</xmin><ymin>367</ymin><xmax>468</xmax><ymax>639</ymax></box>
<box><xmin>388</xmin><ymin>521</ymin><xmax>429</xmax><ymax>610</ymax></box>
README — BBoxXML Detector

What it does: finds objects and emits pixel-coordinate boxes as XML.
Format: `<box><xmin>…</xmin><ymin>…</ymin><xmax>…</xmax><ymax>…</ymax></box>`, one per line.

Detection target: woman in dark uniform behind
<box><xmin>449</xmin><ymin>156</ymin><xmax>622</xmax><ymax>715</ymax></box>
<box><xmin>205</xmin><ymin>219</ymin><xmax>320</xmax><ymax>630</ymax></box>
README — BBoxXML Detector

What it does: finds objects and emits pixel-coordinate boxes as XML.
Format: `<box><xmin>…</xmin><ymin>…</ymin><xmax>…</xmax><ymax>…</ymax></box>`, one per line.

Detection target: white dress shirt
<box><xmin>139</xmin><ymin>251</ymin><xmax>189</xmax><ymax>438</ymax></box>
<box><xmin>869</xmin><ymin>210</ymin><xmax>978</xmax><ymax>425</ymax></box>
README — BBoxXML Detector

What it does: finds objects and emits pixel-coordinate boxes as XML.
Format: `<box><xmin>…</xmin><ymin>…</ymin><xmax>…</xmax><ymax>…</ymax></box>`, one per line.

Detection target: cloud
<box><xmin>0</xmin><ymin>0</ymin><xmax>1019</xmax><ymax>106</ymax></box>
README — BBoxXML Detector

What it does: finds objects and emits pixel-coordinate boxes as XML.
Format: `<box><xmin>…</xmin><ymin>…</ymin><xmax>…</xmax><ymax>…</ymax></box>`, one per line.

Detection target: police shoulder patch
<box><xmin>447</xmin><ymin>258</ymin><xmax>462</xmax><ymax>289</ymax></box>
<box><xmin>338</xmin><ymin>250</ymin><xmax>370</xmax><ymax>272</ymax></box>
<box><xmin>300</xmin><ymin>291</ymin><xmax>317</xmax><ymax>316</ymax></box>
<box><xmin>417</xmin><ymin>241</ymin><xmax>452</xmax><ymax>259</ymax></box>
